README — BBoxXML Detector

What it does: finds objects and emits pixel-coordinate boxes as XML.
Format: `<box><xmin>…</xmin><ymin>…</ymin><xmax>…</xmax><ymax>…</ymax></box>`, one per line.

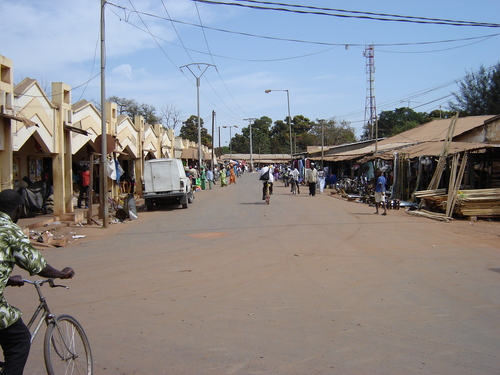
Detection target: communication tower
<box><xmin>363</xmin><ymin>45</ymin><xmax>377</xmax><ymax>139</ymax></box>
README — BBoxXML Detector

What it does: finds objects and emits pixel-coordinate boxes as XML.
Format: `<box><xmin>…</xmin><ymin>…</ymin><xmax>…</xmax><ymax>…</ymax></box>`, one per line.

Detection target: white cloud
<box><xmin>111</xmin><ymin>64</ymin><xmax>134</xmax><ymax>79</ymax></box>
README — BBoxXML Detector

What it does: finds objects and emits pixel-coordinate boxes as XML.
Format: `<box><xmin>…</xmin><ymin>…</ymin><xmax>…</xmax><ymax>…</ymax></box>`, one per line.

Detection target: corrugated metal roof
<box><xmin>358</xmin><ymin>141</ymin><xmax>500</xmax><ymax>162</ymax></box>
<box><xmin>378</xmin><ymin>115</ymin><xmax>496</xmax><ymax>145</ymax></box>
<box><xmin>311</xmin><ymin>115</ymin><xmax>498</xmax><ymax>162</ymax></box>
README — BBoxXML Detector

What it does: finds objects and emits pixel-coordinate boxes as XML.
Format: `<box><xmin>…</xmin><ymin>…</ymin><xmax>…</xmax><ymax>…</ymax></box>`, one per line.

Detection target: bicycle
<box><xmin>1</xmin><ymin>279</ymin><xmax>93</xmax><ymax>375</ymax></box>
<box><xmin>290</xmin><ymin>178</ymin><xmax>297</xmax><ymax>195</ymax></box>
<box><xmin>263</xmin><ymin>181</ymin><xmax>271</xmax><ymax>205</ymax></box>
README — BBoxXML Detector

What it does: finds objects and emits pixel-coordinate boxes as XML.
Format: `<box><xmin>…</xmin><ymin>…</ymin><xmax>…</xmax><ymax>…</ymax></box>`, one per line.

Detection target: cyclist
<box><xmin>290</xmin><ymin>166</ymin><xmax>300</xmax><ymax>194</ymax></box>
<box><xmin>259</xmin><ymin>164</ymin><xmax>274</xmax><ymax>200</ymax></box>
<box><xmin>0</xmin><ymin>189</ymin><xmax>74</xmax><ymax>375</ymax></box>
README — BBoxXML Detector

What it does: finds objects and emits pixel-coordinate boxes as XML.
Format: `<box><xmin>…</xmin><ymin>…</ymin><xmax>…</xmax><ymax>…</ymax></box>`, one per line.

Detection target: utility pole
<box><xmin>218</xmin><ymin>126</ymin><xmax>221</xmax><ymax>157</ymax></box>
<box><xmin>244</xmin><ymin>118</ymin><xmax>257</xmax><ymax>172</ymax></box>
<box><xmin>180</xmin><ymin>63</ymin><xmax>216</xmax><ymax>169</ymax></box>
<box><xmin>100</xmin><ymin>0</ymin><xmax>109</xmax><ymax>227</ymax></box>
<box><xmin>211</xmin><ymin>110</ymin><xmax>215</xmax><ymax>168</ymax></box>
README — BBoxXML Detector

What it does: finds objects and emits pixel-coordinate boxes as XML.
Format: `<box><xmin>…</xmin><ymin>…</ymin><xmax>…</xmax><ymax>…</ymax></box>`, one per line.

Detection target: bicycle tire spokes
<box><xmin>45</xmin><ymin>315</ymin><xmax>92</xmax><ymax>375</ymax></box>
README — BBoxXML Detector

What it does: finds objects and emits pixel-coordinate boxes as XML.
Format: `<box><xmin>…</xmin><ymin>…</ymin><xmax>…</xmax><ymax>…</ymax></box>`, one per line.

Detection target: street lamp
<box><xmin>244</xmin><ymin>118</ymin><xmax>257</xmax><ymax>171</ymax></box>
<box><xmin>265</xmin><ymin>89</ymin><xmax>292</xmax><ymax>164</ymax></box>
<box><xmin>180</xmin><ymin>63</ymin><xmax>215</xmax><ymax>168</ymax></box>
<box><xmin>222</xmin><ymin>125</ymin><xmax>238</xmax><ymax>161</ymax></box>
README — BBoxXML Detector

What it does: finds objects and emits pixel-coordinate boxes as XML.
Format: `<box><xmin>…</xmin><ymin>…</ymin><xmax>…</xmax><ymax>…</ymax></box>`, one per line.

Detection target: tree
<box><xmin>180</xmin><ymin>115</ymin><xmax>212</xmax><ymax>147</ymax></box>
<box><xmin>270</xmin><ymin>119</ymin><xmax>289</xmax><ymax>153</ymax></box>
<box><xmin>427</xmin><ymin>109</ymin><xmax>456</xmax><ymax>120</ymax></box>
<box><xmin>107</xmin><ymin>96</ymin><xmax>136</xmax><ymax>115</ymax></box>
<box><xmin>160</xmin><ymin>104</ymin><xmax>181</xmax><ymax>130</ymax></box>
<box><xmin>374</xmin><ymin>107</ymin><xmax>429</xmax><ymax>138</ymax></box>
<box><xmin>291</xmin><ymin>115</ymin><xmax>313</xmax><ymax>153</ymax></box>
<box><xmin>449</xmin><ymin>62</ymin><xmax>500</xmax><ymax>115</ymax></box>
<box><xmin>232</xmin><ymin>117</ymin><xmax>272</xmax><ymax>155</ymax></box>
<box><xmin>107</xmin><ymin>96</ymin><xmax>161</xmax><ymax>124</ymax></box>
<box><xmin>139</xmin><ymin>103</ymin><xmax>161</xmax><ymax>125</ymax></box>
<box><xmin>389</xmin><ymin>120</ymin><xmax>420</xmax><ymax>136</ymax></box>
<box><xmin>310</xmin><ymin>118</ymin><xmax>357</xmax><ymax>145</ymax></box>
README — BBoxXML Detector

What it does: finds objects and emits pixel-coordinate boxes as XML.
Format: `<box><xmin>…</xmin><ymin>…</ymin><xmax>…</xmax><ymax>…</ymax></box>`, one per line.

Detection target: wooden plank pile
<box><xmin>455</xmin><ymin>188</ymin><xmax>500</xmax><ymax>217</ymax></box>
<box><xmin>413</xmin><ymin>188</ymin><xmax>500</xmax><ymax>218</ymax></box>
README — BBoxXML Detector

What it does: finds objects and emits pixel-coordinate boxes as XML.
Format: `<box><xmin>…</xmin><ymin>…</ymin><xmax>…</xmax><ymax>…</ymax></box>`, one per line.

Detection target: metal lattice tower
<box><xmin>363</xmin><ymin>45</ymin><xmax>377</xmax><ymax>139</ymax></box>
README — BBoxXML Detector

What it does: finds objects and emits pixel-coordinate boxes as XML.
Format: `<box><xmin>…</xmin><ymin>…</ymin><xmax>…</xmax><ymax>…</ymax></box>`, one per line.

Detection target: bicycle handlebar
<box><xmin>21</xmin><ymin>279</ymin><xmax>69</xmax><ymax>289</ymax></box>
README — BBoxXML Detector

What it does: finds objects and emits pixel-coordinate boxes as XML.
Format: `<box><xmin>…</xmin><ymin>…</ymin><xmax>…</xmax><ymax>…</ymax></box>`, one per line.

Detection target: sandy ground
<box><xmin>8</xmin><ymin>174</ymin><xmax>500</xmax><ymax>374</ymax></box>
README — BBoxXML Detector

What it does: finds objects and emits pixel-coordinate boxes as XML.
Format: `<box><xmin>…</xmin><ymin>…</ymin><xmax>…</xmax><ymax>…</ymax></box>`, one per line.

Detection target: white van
<box><xmin>142</xmin><ymin>158</ymin><xmax>194</xmax><ymax>210</ymax></box>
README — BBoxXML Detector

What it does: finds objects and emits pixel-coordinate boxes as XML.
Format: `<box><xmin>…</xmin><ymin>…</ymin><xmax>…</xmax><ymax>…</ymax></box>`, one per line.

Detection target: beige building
<box><xmin>0</xmin><ymin>54</ymin><xmax>214</xmax><ymax>217</ymax></box>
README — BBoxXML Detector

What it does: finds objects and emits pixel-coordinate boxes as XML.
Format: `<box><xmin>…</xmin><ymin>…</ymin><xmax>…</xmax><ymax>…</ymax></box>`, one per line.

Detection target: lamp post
<box><xmin>218</xmin><ymin>126</ymin><xmax>221</xmax><ymax>157</ymax></box>
<box><xmin>265</xmin><ymin>89</ymin><xmax>292</xmax><ymax>164</ymax></box>
<box><xmin>180</xmin><ymin>63</ymin><xmax>215</xmax><ymax>168</ymax></box>
<box><xmin>321</xmin><ymin>120</ymin><xmax>324</xmax><ymax>169</ymax></box>
<box><xmin>223</xmin><ymin>125</ymin><xmax>238</xmax><ymax>161</ymax></box>
<box><xmin>244</xmin><ymin>118</ymin><xmax>257</xmax><ymax>171</ymax></box>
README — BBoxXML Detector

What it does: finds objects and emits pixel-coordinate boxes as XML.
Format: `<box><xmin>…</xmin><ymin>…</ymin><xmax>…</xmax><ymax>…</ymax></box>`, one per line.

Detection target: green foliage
<box><xmin>180</xmin><ymin>115</ymin><xmax>213</xmax><ymax>147</ymax></box>
<box><xmin>390</xmin><ymin>120</ymin><xmax>420</xmax><ymax>136</ymax></box>
<box><xmin>376</xmin><ymin>107</ymin><xmax>428</xmax><ymax>138</ymax></box>
<box><xmin>232</xmin><ymin>117</ymin><xmax>272</xmax><ymax>154</ymax></box>
<box><xmin>427</xmin><ymin>109</ymin><xmax>456</xmax><ymax>119</ymax></box>
<box><xmin>310</xmin><ymin>118</ymin><xmax>357</xmax><ymax>146</ymax></box>
<box><xmin>449</xmin><ymin>62</ymin><xmax>500</xmax><ymax>115</ymax></box>
<box><xmin>231</xmin><ymin>115</ymin><xmax>357</xmax><ymax>155</ymax></box>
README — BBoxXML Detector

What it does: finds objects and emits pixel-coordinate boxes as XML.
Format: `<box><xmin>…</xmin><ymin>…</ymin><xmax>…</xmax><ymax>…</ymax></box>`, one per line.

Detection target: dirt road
<box><xmin>7</xmin><ymin>174</ymin><xmax>500</xmax><ymax>374</ymax></box>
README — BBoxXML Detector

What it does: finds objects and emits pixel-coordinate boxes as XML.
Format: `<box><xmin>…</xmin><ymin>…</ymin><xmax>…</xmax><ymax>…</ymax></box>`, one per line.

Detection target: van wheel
<box><xmin>146</xmin><ymin>199</ymin><xmax>154</xmax><ymax>211</ymax></box>
<box><xmin>181</xmin><ymin>193</ymin><xmax>189</xmax><ymax>209</ymax></box>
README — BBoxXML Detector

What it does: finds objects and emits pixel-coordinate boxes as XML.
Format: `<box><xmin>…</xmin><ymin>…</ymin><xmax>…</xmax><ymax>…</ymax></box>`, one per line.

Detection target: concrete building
<box><xmin>0</xmin><ymin>54</ymin><xmax>214</xmax><ymax>218</ymax></box>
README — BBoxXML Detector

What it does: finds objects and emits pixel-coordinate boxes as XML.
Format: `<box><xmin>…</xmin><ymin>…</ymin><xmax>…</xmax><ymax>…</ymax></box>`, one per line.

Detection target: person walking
<box><xmin>77</xmin><ymin>164</ymin><xmax>90</xmax><ymax>208</ymax></box>
<box><xmin>317</xmin><ymin>167</ymin><xmax>326</xmax><ymax>194</ymax></box>
<box><xmin>200</xmin><ymin>166</ymin><xmax>207</xmax><ymax>190</ymax></box>
<box><xmin>229</xmin><ymin>164</ymin><xmax>236</xmax><ymax>185</ymax></box>
<box><xmin>206</xmin><ymin>168</ymin><xmax>214</xmax><ymax>189</ymax></box>
<box><xmin>305</xmin><ymin>163</ymin><xmax>318</xmax><ymax>196</ymax></box>
<box><xmin>220</xmin><ymin>166</ymin><xmax>228</xmax><ymax>187</ymax></box>
<box><xmin>259</xmin><ymin>164</ymin><xmax>274</xmax><ymax>200</ymax></box>
<box><xmin>374</xmin><ymin>170</ymin><xmax>387</xmax><ymax>215</ymax></box>
<box><xmin>290</xmin><ymin>166</ymin><xmax>300</xmax><ymax>194</ymax></box>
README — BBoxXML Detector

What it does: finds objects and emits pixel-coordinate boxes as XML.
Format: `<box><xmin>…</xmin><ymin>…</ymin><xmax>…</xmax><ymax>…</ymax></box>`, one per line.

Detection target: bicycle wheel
<box><xmin>44</xmin><ymin>314</ymin><xmax>93</xmax><ymax>375</ymax></box>
<box><xmin>265</xmin><ymin>183</ymin><xmax>270</xmax><ymax>205</ymax></box>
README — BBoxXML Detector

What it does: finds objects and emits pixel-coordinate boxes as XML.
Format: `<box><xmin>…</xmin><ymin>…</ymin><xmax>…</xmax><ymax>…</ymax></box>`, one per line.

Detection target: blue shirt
<box><xmin>375</xmin><ymin>175</ymin><xmax>386</xmax><ymax>193</ymax></box>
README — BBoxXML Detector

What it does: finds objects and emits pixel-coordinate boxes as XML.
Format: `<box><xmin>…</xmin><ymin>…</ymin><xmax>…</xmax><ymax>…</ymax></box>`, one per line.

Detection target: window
<box><xmin>0</xmin><ymin>64</ymin><xmax>11</xmax><ymax>84</ymax></box>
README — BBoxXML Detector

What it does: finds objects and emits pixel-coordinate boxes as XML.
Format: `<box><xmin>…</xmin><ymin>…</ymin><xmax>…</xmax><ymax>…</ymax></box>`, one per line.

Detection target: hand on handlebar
<box><xmin>7</xmin><ymin>275</ymin><xmax>24</xmax><ymax>287</ymax></box>
<box><xmin>60</xmin><ymin>267</ymin><xmax>75</xmax><ymax>279</ymax></box>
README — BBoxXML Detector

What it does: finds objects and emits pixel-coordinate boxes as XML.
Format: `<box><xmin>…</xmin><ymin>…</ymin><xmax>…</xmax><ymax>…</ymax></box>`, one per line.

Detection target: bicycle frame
<box><xmin>0</xmin><ymin>279</ymin><xmax>93</xmax><ymax>375</ymax></box>
<box><xmin>23</xmin><ymin>279</ymin><xmax>66</xmax><ymax>343</ymax></box>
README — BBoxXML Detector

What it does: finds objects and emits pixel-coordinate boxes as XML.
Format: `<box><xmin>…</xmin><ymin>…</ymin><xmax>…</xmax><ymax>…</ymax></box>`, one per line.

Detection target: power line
<box><xmin>109</xmin><ymin>3</ymin><xmax>500</xmax><ymax>50</ymax></box>
<box><xmin>193</xmin><ymin>0</ymin><xmax>500</xmax><ymax>28</ymax></box>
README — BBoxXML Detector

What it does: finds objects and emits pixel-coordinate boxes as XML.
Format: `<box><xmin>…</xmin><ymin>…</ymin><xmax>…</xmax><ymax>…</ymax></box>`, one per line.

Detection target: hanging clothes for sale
<box><xmin>107</xmin><ymin>157</ymin><xmax>116</xmax><ymax>180</ymax></box>
<box><xmin>115</xmin><ymin>159</ymin><xmax>124</xmax><ymax>182</ymax></box>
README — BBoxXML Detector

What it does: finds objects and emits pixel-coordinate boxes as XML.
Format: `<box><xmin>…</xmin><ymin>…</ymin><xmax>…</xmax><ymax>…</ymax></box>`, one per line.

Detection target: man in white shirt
<box><xmin>305</xmin><ymin>163</ymin><xmax>319</xmax><ymax>196</ymax></box>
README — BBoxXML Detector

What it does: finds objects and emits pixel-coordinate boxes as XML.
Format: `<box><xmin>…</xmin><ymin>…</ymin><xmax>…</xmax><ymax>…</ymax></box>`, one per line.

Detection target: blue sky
<box><xmin>1</xmin><ymin>0</ymin><xmax>499</xmax><ymax>147</ymax></box>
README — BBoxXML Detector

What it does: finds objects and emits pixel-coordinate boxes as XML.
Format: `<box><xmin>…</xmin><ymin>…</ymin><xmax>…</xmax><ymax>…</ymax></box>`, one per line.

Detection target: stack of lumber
<box><xmin>414</xmin><ymin>189</ymin><xmax>447</xmax><ymax>213</ymax></box>
<box><xmin>407</xmin><ymin>209</ymin><xmax>451</xmax><ymax>222</ymax></box>
<box><xmin>412</xmin><ymin>188</ymin><xmax>500</xmax><ymax>218</ymax></box>
<box><xmin>454</xmin><ymin>188</ymin><xmax>500</xmax><ymax>217</ymax></box>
